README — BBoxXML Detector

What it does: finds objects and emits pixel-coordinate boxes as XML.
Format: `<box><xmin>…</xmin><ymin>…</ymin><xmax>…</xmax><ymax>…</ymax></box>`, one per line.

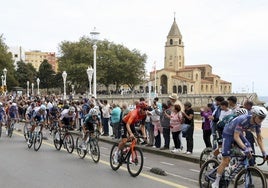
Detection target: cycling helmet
<box><xmin>0</xmin><ymin>102</ymin><xmax>2</xmax><ymax>107</ymax></box>
<box><xmin>138</xmin><ymin>101</ymin><xmax>148</xmax><ymax>110</ymax></box>
<box><xmin>40</xmin><ymin>104</ymin><xmax>46</xmax><ymax>111</ymax></box>
<box><xmin>235</xmin><ymin>108</ymin><xmax>248</xmax><ymax>116</ymax></box>
<box><xmin>90</xmin><ymin>109</ymin><xmax>98</xmax><ymax>116</ymax></box>
<box><xmin>251</xmin><ymin>106</ymin><xmax>267</xmax><ymax>118</ymax></box>
<box><xmin>11</xmin><ymin>103</ymin><xmax>17</xmax><ymax>106</ymax></box>
<box><xmin>69</xmin><ymin>106</ymin><xmax>75</xmax><ymax>112</ymax></box>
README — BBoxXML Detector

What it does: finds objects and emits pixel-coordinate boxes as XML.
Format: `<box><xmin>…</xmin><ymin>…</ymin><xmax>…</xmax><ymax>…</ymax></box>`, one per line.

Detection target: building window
<box><xmin>170</xmin><ymin>39</ymin><xmax>173</xmax><ymax>45</ymax></box>
<box><xmin>179</xmin><ymin>39</ymin><xmax>181</xmax><ymax>44</ymax></box>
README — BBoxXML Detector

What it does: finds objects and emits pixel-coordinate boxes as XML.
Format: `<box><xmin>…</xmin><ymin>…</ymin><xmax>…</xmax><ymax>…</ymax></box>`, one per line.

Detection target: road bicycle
<box><xmin>53</xmin><ymin>124</ymin><xmax>74</xmax><ymax>154</ymax></box>
<box><xmin>199</xmin><ymin>150</ymin><xmax>267</xmax><ymax>188</ymax></box>
<box><xmin>27</xmin><ymin>121</ymin><xmax>44</xmax><ymax>151</ymax></box>
<box><xmin>110</xmin><ymin>136</ymin><xmax>144</xmax><ymax>177</ymax></box>
<box><xmin>76</xmin><ymin>131</ymin><xmax>100</xmax><ymax>163</ymax></box>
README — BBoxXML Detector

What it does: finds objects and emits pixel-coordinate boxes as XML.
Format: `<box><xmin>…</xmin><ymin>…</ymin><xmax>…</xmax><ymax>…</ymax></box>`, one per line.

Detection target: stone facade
<box><xmin>149</xmin><ymin>18</ymin><xmax>232</xmax><ymax>95</ymax></box>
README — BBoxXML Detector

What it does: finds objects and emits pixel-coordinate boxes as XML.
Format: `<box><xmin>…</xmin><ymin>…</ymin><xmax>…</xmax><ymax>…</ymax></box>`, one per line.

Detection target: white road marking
<box><xmin>160</xmin><ymin>162</ymin><xmax>175</xmax><ymax>166</ymax></box>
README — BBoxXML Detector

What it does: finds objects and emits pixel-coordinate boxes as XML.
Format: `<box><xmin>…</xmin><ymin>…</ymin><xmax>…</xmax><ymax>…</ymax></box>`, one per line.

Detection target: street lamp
<box><xmin>90</xmin><ymin>27</ymin><xmax>100</xmax><ymax>98</ymax></box>
<box><xmin>31</xmin><ymin>83</ymin><xmax>34</xmax><ymax>95</ymax></box>
<box><xmin>62</xmin><ymin>71</ymin><xmax>67</xmax><ymax>100</ymax></box>
<box><xmin>36</xmin><ymin>78</ymin><xmax>40</xmax><ymax>95</ymax></box>
<box><xmin>71</xmin><ymin>84</ymin><xmax>75</xmax><ymax>96</ymax></box>
<box><xmin>26</xmin><ymin>81</ymin><xmax>29</xmax><ymax>97</ymax></box>
<box><xmin>3</xmin><ymin>68</ymin><xmax>7</xmax><ymax>96</ymax></box>
<box><xmin>86</xmin><ymin>66</ymin><xmax>94</xmax><ymax>96</ymax></box>
<box><xmin>1</xmin><ymin>75</ymin><xmax>3</xmax><ymax>87</ymax></box>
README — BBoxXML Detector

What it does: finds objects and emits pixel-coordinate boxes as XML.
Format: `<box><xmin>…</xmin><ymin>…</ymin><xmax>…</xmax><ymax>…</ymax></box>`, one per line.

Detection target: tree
<box><xmin>0</xmin><ymin>34</ymin><xmax>19</xmax><ymax>89</ymax></box>
<box><xmin>58</xmin><ymin>37</ymin><xmax>147</xmax><ymax>93</ymax></box>
<box><xmin>15</xmin><ymin>61</ymin><xmax>37</xmax><ymax>88</ymax></box>
<box><xmin>37</xmin><ymin>60</ymin><xmax>56</xmax><ymax>92</ymax></box>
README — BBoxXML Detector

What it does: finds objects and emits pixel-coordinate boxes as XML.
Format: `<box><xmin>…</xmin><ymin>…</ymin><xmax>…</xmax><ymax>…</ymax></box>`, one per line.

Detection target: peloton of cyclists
<box><xmin>212</xmin><ymin>106</ymin><xmax>268</xmax><ymax>188</ymax></box>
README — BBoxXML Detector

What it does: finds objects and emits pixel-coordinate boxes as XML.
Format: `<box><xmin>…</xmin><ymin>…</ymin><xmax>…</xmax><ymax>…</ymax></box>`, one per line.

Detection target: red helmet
<box><xmin>138</xmin><ymin>101</ymin><xmax>148</xmax><ymax>110</ymax></box>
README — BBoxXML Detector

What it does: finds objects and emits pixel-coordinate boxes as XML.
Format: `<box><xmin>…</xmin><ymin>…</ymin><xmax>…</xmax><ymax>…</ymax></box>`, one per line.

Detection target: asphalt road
<box><xmin>0</xmin><ymin>125</ymin><xmax>201</xmax><ymax>188</ymax></box>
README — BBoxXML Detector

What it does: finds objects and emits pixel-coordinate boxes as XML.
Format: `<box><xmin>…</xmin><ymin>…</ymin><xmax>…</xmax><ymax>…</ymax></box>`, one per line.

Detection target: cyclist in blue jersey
<box><xmin>212</xmin><ymin>106</ymin><xmax>267</xmax><ymax>188</ymax></box>
<box><xmin>27</xmin><ymin>105</ymin><xmax>47</xmax><ymax>144</ymax></box>
<box><xmin>7</xmin><ymin>102</ymin><xmax>19</xmax><ymax>134</ymax></box>
<box><xmin>0</xmin><ymin>102</ymin><xmax>7</xmax><ymax>135</ymax></box>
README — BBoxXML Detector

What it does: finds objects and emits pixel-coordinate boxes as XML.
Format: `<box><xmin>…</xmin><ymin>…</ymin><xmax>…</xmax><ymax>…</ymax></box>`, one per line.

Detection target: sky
<box><xmin>1</xmin><ymin>0</ymin><xmax>268</xmax><ymax>96</ymax></box>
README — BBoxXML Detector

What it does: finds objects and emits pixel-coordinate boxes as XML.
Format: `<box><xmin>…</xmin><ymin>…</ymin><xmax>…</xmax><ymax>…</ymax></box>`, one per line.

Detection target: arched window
<box><xmin>179</xmin><ymin>39</ymin><xmax>181</xmax><ymax>44</ymax></box>
<box><xmin>170</xmin><ymin>39</ymin><xmax>173</xmax><ymax>45</ymax></box>
<box><xmin>173</xmin><ymin>85</ymin><xmax>177</xmax><ymax>93</ymax></box>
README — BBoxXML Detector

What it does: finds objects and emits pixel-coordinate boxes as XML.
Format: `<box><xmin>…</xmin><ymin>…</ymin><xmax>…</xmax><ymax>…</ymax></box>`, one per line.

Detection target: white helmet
<box><xmin>40</xmin><ymin>104</ymin><xmax>46</xmax><ymax>111</ymax></box>
<box><xmin>251</xmin><ymin>106</ymin><xmax>267</xmax><ymax>118</ymax></box>
<box><xmin>235</xmin><ymin>108</ymin><xmax>248</xmax><ymax>116</ymax></box>
<box><xmin>11</xmin><ymin>103</ymin><xmax>17</xmax><ymax>106</ymax></box>
<box><xmin>69</xmin><ymin>106</ymin><xmax>75</xmax><ymax>112</ymax></box>
<box><xmin>90</xmin><ymin>108</ymin><xmax>98</xmax><ymax>116</ymax></box>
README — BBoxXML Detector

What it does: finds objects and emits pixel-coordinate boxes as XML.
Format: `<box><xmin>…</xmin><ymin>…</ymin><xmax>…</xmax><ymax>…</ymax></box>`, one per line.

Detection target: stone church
<box><xmin>150</xmin><ymin>18</ymin><xmax>232</xmax><ymax>95</ymax></box>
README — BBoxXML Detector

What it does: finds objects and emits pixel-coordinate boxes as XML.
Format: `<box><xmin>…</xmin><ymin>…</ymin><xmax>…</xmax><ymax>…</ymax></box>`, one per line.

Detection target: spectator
<box><xmin>110</xmin><ymin>103</ymin><xmax>121</xmax><ymax>139</ymax></box>
<box><xmin>200</xmin><ymin>103</ymin><xmax>213</xmax><ymax>148</ymax></box>
<box><xmin>182</xmin><ymin>101</ymin><xmax>194</xmax><ymax>155</ymax></box>
<box><xmin>167</xmin><ymin>104</ymin><xmax>183</xmax><ymax>153</ymax></box>
<box><xmin>160</xmin><ymin>103</ymin><xmax>171</xmax><ymax>150</ymax></box>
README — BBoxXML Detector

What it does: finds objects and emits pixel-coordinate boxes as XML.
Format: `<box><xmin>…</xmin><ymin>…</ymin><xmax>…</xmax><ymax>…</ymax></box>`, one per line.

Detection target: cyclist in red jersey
<box><xmin>113</xmin><ymin>101</ymin><xmax>148</xmax><ymax>163</ymax></box>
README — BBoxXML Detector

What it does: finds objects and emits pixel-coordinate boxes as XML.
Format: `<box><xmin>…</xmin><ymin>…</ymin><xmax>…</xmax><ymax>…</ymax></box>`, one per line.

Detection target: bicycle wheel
<box><xmin>53</xmin><ymin>130</ymin><xmax>62</xmax><ymax>150</ymax></box>
<box><xmin>23</xmin><ymin>124</ymin><xmax>29</xmax><ymax>141</ymax></box>
<box><xmin>76</xmin><ymin>136</ymin><xmax>86</xmax><ymax>159</ymax></box>
<box><xmin>110</xmin><ymin>144</ymin><xmax>122</xmax><ymax>171</ymax></box>
<box><xmin>90</xmin><ymin>139</ymin><xmax>100</xmax><ymax>163</ymax></box>
<box><xmin>234</xmin><ymin>166</ymin><xmax>267</xmax><ymax>188</ymax></box>
<box><xmin>199</xmin><ymin>147</ymin><xmax>213</xmax><ymax>168</ymax></box>
<box><xmin>64</xmin><ymin>133</ymin><xmax>74</xmax><ymax>153</ymax></box>
<box><xmin>199</xmin><ymin>158</ymin><xmax>219</xmax><ymax>188</ymax></box>
<box><xmin>127</xmin><ymin>147</ymin><xmax>144</xmax><ymax>177</ymax></box>
<box><xmin>34</xmin><ymin>131</ymin><xmax>43</xmax><ymax>151</ymax></box>
<box><xmin>8</xmin><ymin>123</ymin><xmax>14</xmax><ymax>137</ymax></box>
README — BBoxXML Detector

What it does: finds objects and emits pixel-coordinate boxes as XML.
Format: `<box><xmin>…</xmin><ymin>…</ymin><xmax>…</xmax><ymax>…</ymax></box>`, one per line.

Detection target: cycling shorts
<box><xmin>84</xmin><ymin>122</ymin><xmax>94</xmax><ymax>133</ymax></box>
<box><xmin>121</xmin><ymin>122</ymin><xmax>137</xmax><ymax>139</ymax></box>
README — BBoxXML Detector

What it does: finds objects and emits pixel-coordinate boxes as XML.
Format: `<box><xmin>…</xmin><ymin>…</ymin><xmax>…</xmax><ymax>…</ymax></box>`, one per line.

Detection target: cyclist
<box><xmin>48</xmin><ymin>104</ymin><xmax>60</xmax><ymax>132</ymax></box>
<box><xmin>6</xmin><ymin>102</ymin><xmax>19</xmax><ymax>134</ymax></box>
<box><xmin>25</xmin><ymin>102</ymin><xmax>36</xmax><ymax>122</ymax></box>
<box><xmin>80</xmin><ymin>108</ymin><xmax>100</xmax><ymax>150</ymax></box>
<box><xmin>0</xmin><ymin>102</ymin><xmax>7</xmax><ymax>136</ymax></box>
<box><xmin>59</xmin><ymin>106</ymin><xmax>76</xmax><ymax>130</ymax></box>
<box><xmin>113</xmin><ymin>101</ymin><xmax>148</xmax><ymax>163</ymax></box>
<box><xmin>212</xmin><ymin>106</ymin><xmax>268</xmax><ymax>188</ymax></box>
<box><xmin>27</xmin><ymin>104</ymin><xmax>47</xmax><ymax>144</ymax></box>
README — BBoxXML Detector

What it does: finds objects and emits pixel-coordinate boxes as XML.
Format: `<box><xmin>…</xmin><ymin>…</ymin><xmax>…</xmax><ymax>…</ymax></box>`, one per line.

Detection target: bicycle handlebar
<box><xmin>252</xmin><ymin>154</ymin><xmax>268</xmax><ymax>166</ymax></box>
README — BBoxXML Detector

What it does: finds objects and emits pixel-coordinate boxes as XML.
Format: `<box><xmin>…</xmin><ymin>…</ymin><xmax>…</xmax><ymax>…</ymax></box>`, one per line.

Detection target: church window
<box><xmin>179</xmin><ymin>39</ymin><xmax>181</xmax><ymax>44</ymax></box>
<box><xmin>170</xmin><ymin>39</ymin><xmax>173</xmax><ymax>45</ymax></box>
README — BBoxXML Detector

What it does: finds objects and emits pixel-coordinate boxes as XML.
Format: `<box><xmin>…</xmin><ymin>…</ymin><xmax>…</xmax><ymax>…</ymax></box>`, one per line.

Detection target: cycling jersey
<box><xmin>122</xmin><ymin>108</ymin><xmax>146</xmax><ymax>126</ymax></box>
<box><xmin>9</xmin><ymin>105</ymin><xmax>18</xmax><ymax>118</ymax></box>
<box><xmin>0</xmin><ymin>107</ymin><xmax>5</xmax><ymax>121</ymax></box>
<box><xmin>32</xmin><ymin>107</ymin><xmax>47</xmax><ymax>122</ymax></box>
<box><xmin>223</xmin><ymin>114</ymin><xmax>261</xmax><ymax>136</ymax></box>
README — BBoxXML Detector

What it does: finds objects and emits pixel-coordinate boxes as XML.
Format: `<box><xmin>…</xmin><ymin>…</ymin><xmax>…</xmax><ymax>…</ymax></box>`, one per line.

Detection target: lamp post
<box><xmin>36</xmin><ymin>78</ymin><xmax>40</xmax><ymax>95</ymax></box>
<box><xmin>86</xmin><ymin>66</ymin><xmax>94</xmax><ymax>96</ymax></box>
<box><xmin>90</xmin><ymin>27</ymin><xmax>100</xmax><ymax>98</ymax></box>
<box><xmin>31</xmin><ymin>83</ymin><xmax>34</xmax><ymax>95</ymax></box>
<box><xmin>26</xmin><ymin>81</ymin><xmax>29</xmax><ymax>97</ymax></box>
<box><xmin>1</xmin><ymin>75</ymin><xmax>3</xmax><ymax>87</ymax></box>
<box><xmin>62</xmin><ymin>71</ymin><xmax>67</xmax><ymax>100</ymax></box>
<box><xmin>3</xmin><ymin>68</ymin><xmax>7</xmax><ymax>96</ymax></box>
<box><xmin>71</xmin><ymin>84</ymin><xmax>75</xmax><ymax>96</ymax></box>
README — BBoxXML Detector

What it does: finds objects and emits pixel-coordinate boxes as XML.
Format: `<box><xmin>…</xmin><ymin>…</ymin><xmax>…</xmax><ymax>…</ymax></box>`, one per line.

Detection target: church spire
<box><xmin>167</xmin><ymin>16</ymin><xmax>182</xmax><ymax>38</ymax></box>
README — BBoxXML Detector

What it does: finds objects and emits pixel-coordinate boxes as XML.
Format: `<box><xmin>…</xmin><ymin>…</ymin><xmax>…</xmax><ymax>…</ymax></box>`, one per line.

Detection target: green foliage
<box><xmin>58</xmin><ymin>37</ymin><xmax>147</xmax><ymax>93</ymax></box>
<box><xmin>37</xmin><ymin>60</ymin><xmax>56</xmax><ymax>91</ymax></box>
<box><xmin>15</xmin><ymin>61</ymin><xmax>37</xmax><ymax>88</ymax></box>
<box><xmin>0</xmin><ymin>35</ymin><xmax>19</xmax><ymax>88</ymax></box>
